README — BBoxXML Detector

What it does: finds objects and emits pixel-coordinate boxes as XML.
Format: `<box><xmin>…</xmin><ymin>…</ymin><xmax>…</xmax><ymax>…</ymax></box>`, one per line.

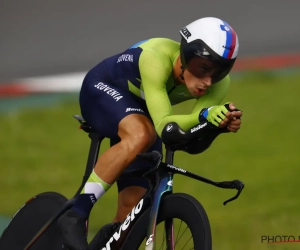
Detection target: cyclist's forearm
<box><xmin>155</xmin><ymin>113</ymin><xmax>199</xmax><ymax>137</ymax></box>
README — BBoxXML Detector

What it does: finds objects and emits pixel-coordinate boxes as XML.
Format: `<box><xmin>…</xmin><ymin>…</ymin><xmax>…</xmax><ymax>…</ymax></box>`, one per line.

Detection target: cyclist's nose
<box><xmin>203</xmin><ymin>77</ymin><xmax>212</xmax><ymax>87</ymax></box>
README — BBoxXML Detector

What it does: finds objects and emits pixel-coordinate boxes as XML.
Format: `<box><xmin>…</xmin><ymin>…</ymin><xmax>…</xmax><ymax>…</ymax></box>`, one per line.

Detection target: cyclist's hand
<box><xmin>199</xmin><ymin>103</ymin><xmax>231</xmax><ymax>127</ymax></box>
<box><xmin>226</xmin><ymin>117</ymin><xmax>242</xmax><ymax>132</ymax></box>
<box><xmin>221</xmin><ymin>102</ymin><xmax>243</xmax><ymax>132</ymax></box>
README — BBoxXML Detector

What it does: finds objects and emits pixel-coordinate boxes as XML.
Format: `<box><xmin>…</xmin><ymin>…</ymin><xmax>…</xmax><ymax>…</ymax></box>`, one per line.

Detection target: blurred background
<box><xmin>1</xmin><ymin>1</ymin><xmax>300</xmax><ymax>249</ymax></box>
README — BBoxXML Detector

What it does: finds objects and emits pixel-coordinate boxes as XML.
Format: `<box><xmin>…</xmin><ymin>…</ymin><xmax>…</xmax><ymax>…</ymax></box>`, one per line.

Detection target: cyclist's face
<box><xmin>184</xmin><ymin>57</ymin><xmax>220</xmax><ymax>97</ymax></box>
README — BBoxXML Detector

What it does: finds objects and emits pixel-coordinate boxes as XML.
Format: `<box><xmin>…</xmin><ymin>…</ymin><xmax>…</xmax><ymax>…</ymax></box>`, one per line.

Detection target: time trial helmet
<box><xmin>179</xmin><ymin>17</ymin><xmax>239</xmax><ymax>83</ymax></box>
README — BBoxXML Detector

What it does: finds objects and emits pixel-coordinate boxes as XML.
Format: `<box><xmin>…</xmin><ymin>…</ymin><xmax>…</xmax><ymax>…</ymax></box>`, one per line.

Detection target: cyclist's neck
<box><xmin>172</xmin><ymin>55</ymin><xmax>186</xmax><ymax>86</ymax></box>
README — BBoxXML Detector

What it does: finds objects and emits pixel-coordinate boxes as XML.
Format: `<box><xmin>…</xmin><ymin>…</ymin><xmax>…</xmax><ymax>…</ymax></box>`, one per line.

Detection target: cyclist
<box><xmin>57</xmin><ymin>17</ymin><xmax>243</xmax><ymax>250</ymax></box>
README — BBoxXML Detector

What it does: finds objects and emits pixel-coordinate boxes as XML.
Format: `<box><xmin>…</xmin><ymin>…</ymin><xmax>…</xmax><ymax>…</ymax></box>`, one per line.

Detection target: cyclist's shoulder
<box><xmin>138</xmin><ymin>38</ymin><xmax>179</xmax><ymax>57</ymax></box>
<box><xmin>136</xmin><ymin>38</ymin><xmax>180</xmax><ymax>73</ymax></box>
<box><xmin>97</xmin><ymin>38</ymin><xmax>179</xmax><ymax>67</ymax></box>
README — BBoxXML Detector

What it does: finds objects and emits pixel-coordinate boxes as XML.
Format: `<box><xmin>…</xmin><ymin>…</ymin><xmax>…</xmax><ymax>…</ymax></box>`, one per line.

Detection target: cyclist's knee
<box><xmin>119</xmin><ymin>114</ymin><xmax>157</xmax><ymax>152</ymax></box>
<box><xmin>131</xmin><ymin>126</ymin><xmax>156</xmax><ymax>151</ymax></box>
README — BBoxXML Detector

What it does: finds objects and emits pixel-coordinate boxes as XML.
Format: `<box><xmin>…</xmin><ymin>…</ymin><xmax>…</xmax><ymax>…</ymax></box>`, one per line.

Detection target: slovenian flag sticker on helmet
<box><xmin>220</xmin><ymin>21</ymin><xmax>237</xmax><ymax>59</ymax></box>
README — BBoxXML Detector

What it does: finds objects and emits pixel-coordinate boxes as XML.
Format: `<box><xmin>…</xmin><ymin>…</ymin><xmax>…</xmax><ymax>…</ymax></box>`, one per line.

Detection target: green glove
<box><xmin>199</xmin><ymin>102</ymin><xmax>230</xmax><ymax>127</ymax></box>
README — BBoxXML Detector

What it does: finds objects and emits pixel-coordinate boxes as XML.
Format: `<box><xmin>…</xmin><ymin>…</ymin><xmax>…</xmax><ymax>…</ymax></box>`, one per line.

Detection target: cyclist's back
<box><xmin>82</xmin><ymin>38</ymin><xmax>192</xmax><ymax>104</ymax></box>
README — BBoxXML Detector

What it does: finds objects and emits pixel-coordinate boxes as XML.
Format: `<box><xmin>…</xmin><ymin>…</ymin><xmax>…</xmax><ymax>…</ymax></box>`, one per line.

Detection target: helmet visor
<box><xmin>186</xmin><ymin>56</ymin><xmax>232</xmax><ymax>83</ymax></box>
<box><xmin>186</xmin><ymin>56</ymin><xmax>219</xmax><ymax>79</ymax></box>
<box><xmin>181</xmin><ymin>39</ymin><xmax>236</xmax><ymax>83</ymax></box>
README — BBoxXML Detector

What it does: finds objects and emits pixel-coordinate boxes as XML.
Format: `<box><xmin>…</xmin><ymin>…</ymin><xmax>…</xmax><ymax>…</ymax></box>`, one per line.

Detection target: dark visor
<box><xmin>180</xmin><ymin>38</ymin><xmax>236</xmax><ymax>83</ymax></box>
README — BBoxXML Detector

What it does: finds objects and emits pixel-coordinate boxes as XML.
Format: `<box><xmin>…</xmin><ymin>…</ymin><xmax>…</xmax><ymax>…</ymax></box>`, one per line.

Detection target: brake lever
<box><xmin>218</xmin><ymin>180</ymin><xmax>245</xmax><ymax>205</ymax></box>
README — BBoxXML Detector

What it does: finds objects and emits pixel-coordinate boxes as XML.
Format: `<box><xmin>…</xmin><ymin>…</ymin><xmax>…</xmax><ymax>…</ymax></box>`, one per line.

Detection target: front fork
<box><xmin>145</xmin><ymin>174</ymin><xmax>174</xmax><ymax>250</ymax></box>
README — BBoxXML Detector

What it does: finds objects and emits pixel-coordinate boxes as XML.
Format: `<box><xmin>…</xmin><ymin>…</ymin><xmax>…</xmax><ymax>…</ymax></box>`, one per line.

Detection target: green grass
<box><xmin>1</xmin><ymin>71</ymin><xmax>300</xmax><ymax>249</ymax></box>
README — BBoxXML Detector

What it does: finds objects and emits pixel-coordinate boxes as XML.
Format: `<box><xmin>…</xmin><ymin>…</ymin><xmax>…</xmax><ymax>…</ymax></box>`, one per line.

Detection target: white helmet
<box><xmin>179</xmin><ymin>17</ymin><xmax>239</xmax><ymax>83</ymax></box>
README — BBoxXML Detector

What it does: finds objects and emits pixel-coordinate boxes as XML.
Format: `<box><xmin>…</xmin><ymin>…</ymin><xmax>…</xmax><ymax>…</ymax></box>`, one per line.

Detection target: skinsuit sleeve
<box><xmin>139</xmin><ymin>49</ymin><xmax>230</xmax><ymax>137</ymax></box>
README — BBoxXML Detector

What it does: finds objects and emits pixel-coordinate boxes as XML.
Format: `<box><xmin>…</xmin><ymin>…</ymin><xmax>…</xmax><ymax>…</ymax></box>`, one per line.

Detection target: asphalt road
<box><xmin>1</xmin><ymin>0</ymin><xmax>299</xmax><ymax>81</ymax></box>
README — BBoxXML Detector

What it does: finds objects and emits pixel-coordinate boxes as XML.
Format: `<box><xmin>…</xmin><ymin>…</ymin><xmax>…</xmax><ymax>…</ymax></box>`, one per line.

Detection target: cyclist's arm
<box><xmin>139</xmin><ymin>50</ymin><xmax>230</xmax><ymax>136</ymax></box>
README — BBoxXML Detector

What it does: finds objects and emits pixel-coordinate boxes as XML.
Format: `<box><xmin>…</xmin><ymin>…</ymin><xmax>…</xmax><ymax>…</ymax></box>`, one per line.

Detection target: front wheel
<box><xmin>122</xmin><ymin>193</ymin><xmax>212</xmax><ymax>250</ymax></box>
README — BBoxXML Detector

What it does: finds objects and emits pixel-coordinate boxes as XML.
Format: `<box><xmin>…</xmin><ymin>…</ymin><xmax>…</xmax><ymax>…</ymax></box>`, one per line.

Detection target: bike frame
<box><xmin>142</xmin><ymin>148</ymin><xmax>175</xmax><ymax>250</ymax></box>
